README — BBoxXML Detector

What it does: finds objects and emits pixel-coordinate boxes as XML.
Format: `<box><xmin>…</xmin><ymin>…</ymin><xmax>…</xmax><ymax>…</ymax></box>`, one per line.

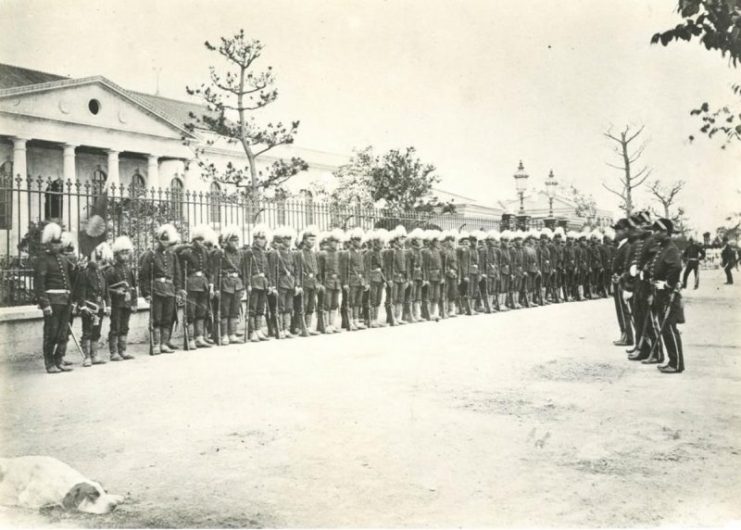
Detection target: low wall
<box><xmin>0</xmin><ymin>299</ymin><xmax>183</xmax><ymax>362</ymax></box>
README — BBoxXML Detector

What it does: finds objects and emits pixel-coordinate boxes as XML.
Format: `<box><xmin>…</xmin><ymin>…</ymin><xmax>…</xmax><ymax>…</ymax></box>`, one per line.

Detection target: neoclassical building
<box><xmin>0</xmin><ymin>63</ymin><xmax>347</xmax><ymax>253</ymax></box>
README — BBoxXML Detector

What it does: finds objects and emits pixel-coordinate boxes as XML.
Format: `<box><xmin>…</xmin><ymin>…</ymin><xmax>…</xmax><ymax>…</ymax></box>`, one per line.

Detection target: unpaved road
<box><xmin>1</xmin><ymin>275</ymin><xmax>740</xmax><ymax>528</ymax></box>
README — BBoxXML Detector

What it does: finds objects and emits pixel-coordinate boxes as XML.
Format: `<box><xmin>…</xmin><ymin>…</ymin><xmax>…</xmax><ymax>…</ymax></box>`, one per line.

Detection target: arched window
<box><xmin>209</xmin><ymin>181</ymin><xmax>221</xmax><ymax>225</ymax></box>
<box><xmin>130</xmin><ymin>170</ymin><xmax>146</xmax><ymax>198</ymax></box>
<box><xmin>170</xmin><ymin>177</ymin><xmax>184</xmax><ymax>220</ymax></box>
<box><xmin>0</xmin><ymin>160</ymin><xmax>13</xmax><ymax>230</ymax></box>
<box><xmin>91</xmin><ymin>166</ymin><xmax>107</xmax><ymax>196</ymax></box>
<box><xmin>45</xmin><ymin>179</ymin><xmax>64</xmax><ymax>221</ymax></box>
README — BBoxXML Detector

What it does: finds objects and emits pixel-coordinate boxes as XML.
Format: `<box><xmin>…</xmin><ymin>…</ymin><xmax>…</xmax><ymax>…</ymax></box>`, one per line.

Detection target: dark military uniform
<box><xmin>441</xmin><ymin>241</ymin><xmax>459</xmax><ymax>316</ymax></box>
<box><xmin>611</xmin><ymin>237</ymin><xmax>634</xmax><ymax>346</ymax></box>
<box><xmin>139</xmin><ymin>246</ymin><xmax>183</xmax><ymax>353</ymax></box>
<box><xmin>295</xmin><ymin>245</ymin><xmax>319</xmax><ymax>335</ymax></box>
<box><xmin>340</xmin><ymin>245</ymin><xmax>367</xmax><ymax>329</ymax></box>
<box><xmin>651</xmin><ymin>238</ymin><xmax>684</xmax><ymax>372</ymax></box>
<box><xmin>76</xmin><ymin>261</ymin><xmax>110</xmax><ymax>365</ymax></box>
<box><xmin>422</xmin><ymin>241</ymin><xmax>443</xmax><ymax>319</ymax></box>
<box><xmin>681</xmin><ymin>241</ymin><xmax>705</xmax><ymax>289</ymax></box>
<box><xmin>36</xmin><ymin>250</ymin><xmax>76</xmax><ymax>372</ymax></box>
<box><xmin>243</xmin><ymin>242</ymin><xmax>272</xmax><ymax>341</ymax></box>
<box><xmin>177</xmin><ymin>243</ymin><xmax>213</xmax><ymax>347</ymax></box>
<box><xmin>105</xmin><ymin>259</ymin><xmax>137</xmax><ymax>359</ymax></box>
<box><xmin>317</xmin><ymin>245</ymin><xmax>342</xmax><ymax>332</ymax></box>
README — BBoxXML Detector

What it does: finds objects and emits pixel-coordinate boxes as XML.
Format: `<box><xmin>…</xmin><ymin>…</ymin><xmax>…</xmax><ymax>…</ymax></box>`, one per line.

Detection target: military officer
<box><xmin>76</xmin><ymin>241</ymin><xmax>113</xmax><ymax>367</ymax></box>
<box><xmin>139</xmin><ymin>224</ymin><xmax>185</xmax><ymax>355</ymax></box>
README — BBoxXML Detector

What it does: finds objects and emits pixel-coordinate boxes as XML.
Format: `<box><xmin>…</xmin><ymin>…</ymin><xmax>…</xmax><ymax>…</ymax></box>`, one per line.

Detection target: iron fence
<box><xmin>0</xmin><ymin>174</ymin><xmax>502</xmax><ymax>307</ymax></box>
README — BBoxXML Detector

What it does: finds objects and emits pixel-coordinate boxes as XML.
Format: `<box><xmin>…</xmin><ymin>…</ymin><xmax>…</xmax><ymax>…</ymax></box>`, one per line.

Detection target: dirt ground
<box><xmin>1</xmin><ymin>274</ymin><xmax>740</xmax><ymax>528</ymax></box>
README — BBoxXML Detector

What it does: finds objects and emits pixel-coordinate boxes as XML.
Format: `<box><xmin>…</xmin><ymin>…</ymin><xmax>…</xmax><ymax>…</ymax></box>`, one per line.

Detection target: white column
<box><xmin>12</xmin><ymin>138</ymin><xmax>29</xmax><ymax>249</ymax></box>
<box><xmin>106</xmin><ymin>149</ymin><xmax>120</xmax><ymax>190</ymax></box>
<box><xmin>147</xmin><ymin>154</ymin><xmax>159</xmax><ymax>189</ymax></box>
<box><xmin>63</xmin><ymin>144</ymin><xmax>79</xmax><ymax>234</ymax></box>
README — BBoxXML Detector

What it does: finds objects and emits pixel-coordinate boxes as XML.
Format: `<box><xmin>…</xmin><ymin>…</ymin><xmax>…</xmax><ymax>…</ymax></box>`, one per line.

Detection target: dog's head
<box><xmin>62</xmin><ymin>482</ymin><xmax>123</xmax><ymax>514</ymax></box>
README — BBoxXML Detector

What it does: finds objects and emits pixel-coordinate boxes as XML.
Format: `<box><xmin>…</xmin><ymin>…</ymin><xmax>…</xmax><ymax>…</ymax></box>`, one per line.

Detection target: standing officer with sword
<box><xmin>648</xmin><ymin>218</ymin><xmax>686</xmax><ymax>374</ymax></box>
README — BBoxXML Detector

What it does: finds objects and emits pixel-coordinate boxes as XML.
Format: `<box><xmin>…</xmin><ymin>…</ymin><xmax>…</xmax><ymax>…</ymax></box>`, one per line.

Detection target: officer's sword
<box><xmin>67</xmin><ymin>322</ymin><xmax>85</xmax><ymax>361</ymax></box>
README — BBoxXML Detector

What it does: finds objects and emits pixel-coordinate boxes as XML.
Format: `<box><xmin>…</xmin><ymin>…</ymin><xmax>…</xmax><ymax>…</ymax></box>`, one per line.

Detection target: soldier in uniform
<box><xmin>473</xmin><ymin>230</ymin><xmax>491</xmax><ymax>313</ymax></box>
<box><xmin>551</xmin><ymin>227</ymin><xmax>566</xmax><ymax>303</ymax></box>
<box><xmin>681</xmin><ymin>237</ymin><xmax>706</xmax><ymax>289</ymax></box>
<box><xmin>340</xmin><ymin>227</ymin><xmax>368</xmax><ymax>331</ymax></box>
<box><xmin>267</xmin><ymin>226</ymin><xmax>297</xmax><ymax>339</ymax></box>
<box><xmin>294</xmin><ymin>226</ymin><xmax>320</xmax><ymax>336</ymax></box>
<box><xmin>589</xmin><ymin>230</ymin><xmax>605</xmax><ymax>298</ymax></box>
<box><xmin>538</xmin><ymin>229</ymin><xmax>553</xmax><ymax>305</ymax></box>
<box><xmin>139</xmin><ymin>224</ymin><xmax>185</xmax><ymax>355</ymax></box>
<box><xmin>76</xmin><ymin>241</ymin><xmax>113</xmax><ymax>367</ymax></box>
<box><xmin>422</xmin><ymin>230</ymin><xmax>443</xmax><ymax>321</ymax></box>
<box><xmin>626</xmin><ymin>212</ymin><xmax>657</xmax><ymax>361</ymax></box>
<box><xmin>106</xmin><ymin>235</ymin><xmax>137</xmax><ymax>361</ymax></box>
<box><xmin>176</xmin><ymin>224</ymin><xmax>216</xmax><ymax>350</ymax></box>
<box><xmin>317</xmin><ymin>229</ymin><xmax>343</xmax><ymax>333</ymax></box>
<box><xmin>610</xmin><ymin>219</ymin><xmax>634</xmax><ymax>347</ymax></box>
<box><xmin>407</xmin><ymin>228</ymin><xmax>426</xmax><ymax>322</ymax></box>
<box><xmin>485</xmin><ymin>230</ymin><xmax>502</xmax><ymax>312</ymax></box>
<box><xmin>456</xmin><ymin>231</ymin><xmax>475</xmax><ymax>316</ymax></box>
<box><xmin>512</xmin><ymin>231</ymin><xmax>527</xmax><ymax>308</ymax></box>
<box><xmin>441</xmin><ymin>231</ymin><xmax>460</xmax><ymax>317</ymax></box>
<box><xmin>601</xmin><ymin>229</ymin><xmax>616</xmax><ymax>296</ymax></box>
<box><xmin>243</xmin><ymin>224</ymin><xmax>272</xmax><ymax>343</ymax></box>
<box><xmin>214</xmin><ymin>225</ymin><xmax>244</xmax><ymax>345</ymax></box>
<box><xmin>650</xmin><ymin>218</ymin><xmax>685</xmax><ymax>373</ymax></box>
<box><xmin>563</xmin><ymin>231</ymin><xmax>578</xmax><ymax>302</ymax></box>
<box><xmin>364</xmin><ymin>229</ymin><xmax>387</xmax><ymax>328</ymax></box>
<box><xmin>523</xmin><ymin>230</ymin><xmax>539</xmax><ymax>306</ymax></box>
<box><xmin>499</xmin><ymin>231</ymin><xmax>514</xmax><ymax>310</ymax></box>
<box><xmin>721</xmin><ymin>237</ymin><xmax>736</xmax><ymax>285</ymax></box>
<box><xmin>389</xmin><ymin>226</ymin><xmax>409</xmax><ymax>324</ymax></box>
<box><xmin>36</xmin><ymin>223</ymin><xmax>75</xmax><ymax>373</ymax></box>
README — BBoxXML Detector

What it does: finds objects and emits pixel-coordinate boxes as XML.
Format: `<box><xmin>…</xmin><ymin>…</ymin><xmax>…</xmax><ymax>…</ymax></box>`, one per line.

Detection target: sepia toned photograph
<box><xmin>0</xmin><ymin>0</ymin><xmax>739</xmax><ymax>527</ymax></box>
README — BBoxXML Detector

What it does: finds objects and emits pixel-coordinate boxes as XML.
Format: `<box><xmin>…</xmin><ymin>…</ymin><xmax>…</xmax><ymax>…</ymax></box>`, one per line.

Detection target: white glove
<box><xmin>629</xmin><ymin>264</ymin><xmax>638</xmax><ymax>277</ymax></box>
<box><xmin>654</xmin><ymin>280</ymin><xmax>668</xmax><ymax>290</ymax></box>
<box><xmin>622</xmin><ymin>290</ymin><xmax>633</xmax><ymax>302</ymax></box>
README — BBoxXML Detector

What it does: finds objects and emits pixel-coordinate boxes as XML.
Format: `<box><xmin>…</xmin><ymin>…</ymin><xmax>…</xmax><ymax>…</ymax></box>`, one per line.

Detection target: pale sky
<box><xmin>1</xmin><ymin>0</ymin><xmax>739</xmax><ymax>232</ymax></box>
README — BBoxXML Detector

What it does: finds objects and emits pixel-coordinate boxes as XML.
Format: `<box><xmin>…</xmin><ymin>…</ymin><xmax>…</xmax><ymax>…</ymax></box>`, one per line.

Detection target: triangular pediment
<box><xmin>0</xmin><ymin>76</ymin><xmax>195</xmax><ymax>140</ymax></box>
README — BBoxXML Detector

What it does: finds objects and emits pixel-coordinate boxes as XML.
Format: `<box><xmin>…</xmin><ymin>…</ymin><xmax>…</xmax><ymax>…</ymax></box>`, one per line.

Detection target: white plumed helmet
<box><xmin>112</xmin><ymin>235</ymin><xmax>134</xmax><ymax>254</ymax></box>
<box><xmin>92</xmin><ymin>241</ymin><xmax>114</xmax><ymax>263</ymax></box>
<box><xmin>155</xmin><ymin>223</ymin><xmax>179</xmax><ymax>244</ymax></box>
<box><xmin>41</xmin><ymin>222</ymin><xmax>63</xmax><ymax>245</ymax></box>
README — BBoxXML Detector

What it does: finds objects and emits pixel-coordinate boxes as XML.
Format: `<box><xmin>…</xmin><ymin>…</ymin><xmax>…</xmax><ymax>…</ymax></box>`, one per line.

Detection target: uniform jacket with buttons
<box><xmin>76</xmin><ymin>262</ymin><xmax>111</xmax><ymax>309</ymax></box>
<box><xmin>318</xmin><ymin>249</ymin><xmax>342</xmax><ymax>289</ymax></box>
<box><xmin>105</xmin><ymin>261</ymin><xmax>138</xmax><ymax>309</ymax></box>
<box><xmin>139</xmin><ymin>247</ymin><xmax>183</xmax><ymax>298</ymax></box>
<box><xmin>35</xmin><ymin>251</ymin><xmax>75</xmax><ymax>308</ymax></box>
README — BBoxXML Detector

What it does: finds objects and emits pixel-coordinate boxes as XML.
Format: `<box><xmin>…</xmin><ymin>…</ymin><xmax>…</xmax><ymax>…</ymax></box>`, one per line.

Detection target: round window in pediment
<box><xmin>88</xmin><ymin>99</ymin><xmax>101</xmax><ymax>115</ymax></box>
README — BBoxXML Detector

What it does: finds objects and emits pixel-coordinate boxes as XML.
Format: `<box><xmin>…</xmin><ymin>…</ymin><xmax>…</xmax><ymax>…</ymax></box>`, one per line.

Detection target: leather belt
<box><xmin>45</xmin><ymin>289</ymin><xmax>70</xmax><ymax>294</ymax></box>
<box><xmin>227</xmin><ymin>272</ymin><xmax>239</xmax><ymax>278</ymax></box>
<box><xmin>156</xmin><ymin>277</ymin><xmax>172</xmax><ymax>283</ymax></box>
<box><xmin>190</xmin><ymin>271</ymin><xmax>204</xmax><ymax>277</ymax></box>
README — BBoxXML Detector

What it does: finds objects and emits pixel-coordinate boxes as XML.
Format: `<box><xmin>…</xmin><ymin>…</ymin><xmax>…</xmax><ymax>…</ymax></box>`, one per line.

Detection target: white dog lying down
<box><xmin>0</xmin><ymin>456</ymin><xmax>123</xmax><ymax>514</ymax></box>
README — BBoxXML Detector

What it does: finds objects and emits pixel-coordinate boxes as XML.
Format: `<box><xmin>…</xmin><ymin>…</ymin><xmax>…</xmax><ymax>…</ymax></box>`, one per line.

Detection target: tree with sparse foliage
<box><xmin>185</xmin><ymin>29</ymin><xmax>308</xmax><ymax>196</ymax></box>
<box><xmin>602</xmin><ymin>125</ymin><xmax>653</xmax><ymax>216</ymax></box>
<box><xmin>319</xmin><ymin>146</ymin><xmax>455</xmax><ymax>215</ymax></box>
<box><xmin>648</xmin><ymin>179</ymin><xmax>686</xmax><ymax>218</ymax></box>
<box><xmin>651</xmin><ymin>0</ymin><xmax>741</xmax><ymax>147</ymax></box>
<box><xmin>568</xmin><ymin>184</ymin><xmax>598</xmax><ymax>223</ymax></box>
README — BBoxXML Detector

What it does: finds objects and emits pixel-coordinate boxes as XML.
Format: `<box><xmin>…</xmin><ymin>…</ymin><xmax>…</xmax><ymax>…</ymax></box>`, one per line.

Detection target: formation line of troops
<box><xmin>609</xmin><ymin>212</ymin><xmax>686</xmax><ymax>374</ymax></box>
<box><xmin>36</xmin><ymin>220</ymin><xmax>627</xmax><ymax>373</ymax></box>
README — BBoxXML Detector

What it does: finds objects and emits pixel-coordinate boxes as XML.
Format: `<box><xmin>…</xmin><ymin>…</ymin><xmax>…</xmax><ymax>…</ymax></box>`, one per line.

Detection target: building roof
<box><xmin>0</xmin><ymin>63</ymin><xmax>68</xmax><ymax>90</ymax></box>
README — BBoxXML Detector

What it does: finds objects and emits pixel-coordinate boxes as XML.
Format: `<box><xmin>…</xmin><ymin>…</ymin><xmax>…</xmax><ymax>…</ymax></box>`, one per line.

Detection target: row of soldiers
<box><xmin>36</xmin><ymin>219</ymin><xmax>621</xmax><ymax>373</ymax></box>
<box><xmin>139</xmin><ymin>222</ymin><xmax>622</xmax><ymax>353</ymax></box>
<box><xmin>609</xmin><ymin>212</ymin><xmax>686</xmax><ymax>374</ymax></box>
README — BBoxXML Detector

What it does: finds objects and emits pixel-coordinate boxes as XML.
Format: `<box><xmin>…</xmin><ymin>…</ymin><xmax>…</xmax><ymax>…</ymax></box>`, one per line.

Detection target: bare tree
<box><xmin>186</xmin><ymin>29</ymin><xmax>308</xmax><ymax>197</ymax></box>
<box><xmin>648</xmin><ymin>179</ymin><xmax>685</xmax><ymax>218</ymax></box>
<box><xmin>602</xmin><ymin>125</ymin><xmax>652</xmax><ymax>215</ymax></box>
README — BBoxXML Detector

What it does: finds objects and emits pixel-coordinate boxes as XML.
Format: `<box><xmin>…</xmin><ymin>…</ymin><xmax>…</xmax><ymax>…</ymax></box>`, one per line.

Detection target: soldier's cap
<box><xmin>427</xmin><ymin>230</ymin><xmax>441</xmax><ymax>241</ymax></box>
<box><xmin>92</xmin><ymin>241</ymin><xmax>114</xmax><ymax>263</ymax></box>
<box><xmin>347</xmin><ymin>227</ymin><xmax>364</xmax><ymax>240</ymax></box>
<box><xmin>566</xmin><ymin>230</ymin><xmax>578</xmax><ymax>239</ymax></box>
<box><xmin>393</xmin><ymin>225</ymin><xmax>408</xmax><ymax>238</ymax></box>
<box><xmin>328</xmin><ymin>228</ymin><xmax>345</xmax><ymax>242</ymax></box>
<box><xmin>41</xmin><ymin>222</ymin><xmax>63</xmax><ymax>245</ymax></box>
<box><xmin>222</xmin><ymin>225</ymin><xmax>241</xmax><ymax>243</ymax></box>
<box><xmin>652</xmin><ymin>218</ymin><xmax>674</xmax><ymax>235</ymax></box>
<box><xmin>540</xmin><ymin>227</ymin><xmax>553</xmax><ymax>239</ymax></box>
<box><xmin>275</xmin><ymin>225</ymin><xmax>296</xmax><ymax>240</ymax></box>
<box><xmin>299</xmin><ymin>225</ymin><xmax>319</xmax><ymax>241</ymax></box>
<box><xmin>61</xmin><ymin>231</ymin><xmax>77</xmax><ymax>252</ymax></box>
<box><xmin>603</xmin><ymin>227</ymin><xmax>616</xmax><ymax>240</ymax></box>
<box><xmin>500</xmin><ymin>230</ymin><xmax>512</xmax><ymax>240</ymax></box>
<box><xmin>112</xmin><ymin>235</ymin><xmax>134</xmax><ymax>254</ymax></box>
<box><xmin>590</xmin><ymin>229</ymin><xmax>602</xmax><ymax>239</ymax></box>
<box><xmin>513</xmin><ymin>230</ymin><xmax>525</xmax><ymax>240</ymax></box>
<box><xmin>485</xmin><ymin>229</ymin><xmax>500</xmax><ymax>241</ymax></box>
<box><xmin>469</xmin><ymin>229</ymin><xmax>486</xmax><ymax>241</ymax></box>
<box><xmin>252</xmin><ymin>223</ymin><xmax>271</xmax><ymax>240</ymax></box>
<box><xmin>441</xmin><ymin>230</ymin><xmax>456</xmax><ymax>241</ymax></box>
<box><xmin>191</xmin><ymin>224</ymin><xmax>216</xmax><ymax>243</ymax></box>
<box><xmin>456</xmin><ymin>230</ymin><xmax>470</xmax><ymax>242</ymax></box>
<box><xmin>408</xmin><ymin>228</ymin><xmax>425</xmax><ymax>240</ymax></box>
<box><xmin>553</xmin><ymin>226</ymin><xmax>565</xmax><ymax>238</ymax></box>
<box><xmin>156</xmin><ymin>223</ymin><xmax>179</xmax><ymax>244</ymax></box>
<box><xmin>612</xmin><ymin>218</ymin><xmax>630</xmax><ymax>230</ymax></box>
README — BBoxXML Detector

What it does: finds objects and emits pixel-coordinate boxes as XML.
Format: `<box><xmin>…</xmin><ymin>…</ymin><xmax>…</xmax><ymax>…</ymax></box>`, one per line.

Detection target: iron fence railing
<box><xmin>0</xmin><ymin>174</ymin><xmax>503</xmax><ymax>307</ymax></box>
